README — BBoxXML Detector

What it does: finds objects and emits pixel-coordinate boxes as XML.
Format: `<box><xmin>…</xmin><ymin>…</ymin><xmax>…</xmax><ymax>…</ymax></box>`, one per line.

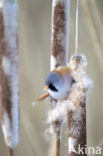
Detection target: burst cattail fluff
<box><xmin>47</xmin><ymin>54</ymin><xmax>93</xmax><ymax>134</ymax></box>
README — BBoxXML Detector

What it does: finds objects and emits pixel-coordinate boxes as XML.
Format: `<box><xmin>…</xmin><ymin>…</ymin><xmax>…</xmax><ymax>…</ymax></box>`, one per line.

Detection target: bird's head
<box><xmin>36</xmin><ymin>66</ymin><xmax>75</xmax><ymax>102</ymax></box>
<box><xmin>45</xmin><ymin>66</ymin><xmax>74</xmax><ymax>100</ymax></box>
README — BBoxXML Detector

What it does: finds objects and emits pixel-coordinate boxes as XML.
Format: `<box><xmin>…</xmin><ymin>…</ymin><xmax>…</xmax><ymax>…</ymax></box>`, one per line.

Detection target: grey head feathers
<box><xmin>45</xmin><ymin>72</ymin><xmax>62</xmax><ymax>92</ymax></box>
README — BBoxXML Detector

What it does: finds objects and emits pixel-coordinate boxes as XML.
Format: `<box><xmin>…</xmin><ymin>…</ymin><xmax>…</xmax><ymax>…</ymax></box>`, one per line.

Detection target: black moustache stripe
<box><xmin>49</xmin><ymin>83</ymin><xmax>58</xmax><ymax>92</ymax></box>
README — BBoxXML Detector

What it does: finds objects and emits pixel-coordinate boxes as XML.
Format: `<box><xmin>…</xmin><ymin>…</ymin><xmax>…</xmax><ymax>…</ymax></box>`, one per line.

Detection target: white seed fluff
<box><xmin>47</xmin><ymin>54</ymin><xmax>93</xmax><ymax>135</ymax></box>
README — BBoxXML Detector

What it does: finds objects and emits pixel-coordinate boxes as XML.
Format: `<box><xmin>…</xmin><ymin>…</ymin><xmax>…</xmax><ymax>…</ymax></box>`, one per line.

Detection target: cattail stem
<box><xmin>67</xmin><ymin>55</ymin><xmax>89</xmax><ymax>156</ymax></box>
<box><xmin>68</xmin><ymin>100</ymin><xmax>87</xmax><ymax>156</ymax></box>
<box><xmin>0</xmin><ymin>0</ymin><xmax>19</xmax><ymax>153</ymax></box>
<box><xmin>55</xmin><ymin>130</ymin><xmax>60</xmax><ymax>156</ymax></box>
<box><xmin>8</xmin><ymin>148</ymin><xmax>13</xmax><ymax>156</ymax></box>
<box><xmin>51</xmin><ymin>0</ymin><xmax>70</xmax><ymax>155</ymax></box>
<box><xmin>51</xmin><ymin>0</ymin><xmax>70</xmax><ymax>70</ymax></box>
<box><xmin>68</xmin><ymin>1</ymin><xmax>87</xmax><ymax>155</ymax></box>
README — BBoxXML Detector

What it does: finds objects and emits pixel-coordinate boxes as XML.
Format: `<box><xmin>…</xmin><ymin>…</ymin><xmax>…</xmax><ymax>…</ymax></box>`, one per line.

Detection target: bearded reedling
<box><xmin>36</xmin><ymin>66</ymin><xmax>75</xmax><ymax>102</ymax></box>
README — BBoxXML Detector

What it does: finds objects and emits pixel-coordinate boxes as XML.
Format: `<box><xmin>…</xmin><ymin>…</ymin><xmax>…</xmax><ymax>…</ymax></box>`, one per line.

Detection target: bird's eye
<box><xmin>49</xmin><ymin>83</ymin><xmax>58</xmax><ymax>92</ymax></box>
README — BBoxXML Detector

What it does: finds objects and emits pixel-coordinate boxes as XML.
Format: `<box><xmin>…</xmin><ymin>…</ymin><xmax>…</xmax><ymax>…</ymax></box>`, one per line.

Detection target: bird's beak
<box><xmin>36</xmin><ymin>92</ymin><xmax>49</xmax><ymax>102</ymax></box>
<box><xmin>44</xmin><ymin>86</ymin><xmax>49</xmax><ymax>90</ymax></box>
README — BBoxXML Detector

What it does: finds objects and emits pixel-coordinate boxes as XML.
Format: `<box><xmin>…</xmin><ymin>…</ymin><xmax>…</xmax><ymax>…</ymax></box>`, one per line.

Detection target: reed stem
<box><xmin>51</xmin><ymin>0</ymin><xmax>70</xmax><ymax>155</ymax></box>
<box><xmin>8</xmin><ymin>148</ymin><xmax>13</xmax><ymax>156</ymax></box>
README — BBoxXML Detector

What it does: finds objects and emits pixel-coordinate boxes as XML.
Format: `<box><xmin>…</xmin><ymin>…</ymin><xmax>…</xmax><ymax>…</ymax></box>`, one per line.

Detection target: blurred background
<box><xmin>0</xmin><ymin>0</ymin><xmax>103</xmax><ymax>155</ymax></box>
